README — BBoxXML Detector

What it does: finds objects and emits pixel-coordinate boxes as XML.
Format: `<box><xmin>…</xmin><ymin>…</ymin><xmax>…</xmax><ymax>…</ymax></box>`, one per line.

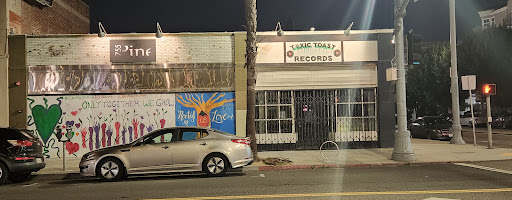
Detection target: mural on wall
<box><xmin>175</xmin><ymin>92</ymin><xmax>235</xmax><ymax>134</ymax></box>
<box><xmin>27</xmin><ymin>94</ymin><xmax>176</xmax><ymax>158</ymax></box>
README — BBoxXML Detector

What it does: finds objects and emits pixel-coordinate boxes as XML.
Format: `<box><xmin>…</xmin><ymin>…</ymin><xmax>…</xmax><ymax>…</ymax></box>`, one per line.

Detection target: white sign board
<box><xmin>386</xmin><ymin>67</ymin><xmax>398</xmax><ymax>81</ymax></box>
<box><xmin>461</xmin><ymin>75</ymin><xmax>476</xmax><ymax>90</ymax></box>
<box><xmin>285</xmin><ymin>41</ymin><xmax>342</xmax><ymax>63</ymax></box>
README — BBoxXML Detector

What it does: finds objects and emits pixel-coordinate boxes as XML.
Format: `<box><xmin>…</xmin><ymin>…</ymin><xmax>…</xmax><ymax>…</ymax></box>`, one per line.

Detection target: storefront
<box><xmin>8</xmin><ymin>30</ymin><xmax>396</xmax><ymax>158</ymax></box>
<box><xmin>253</xmin><ymin>30</ymin><xmax>396</xmax><ymax>150</ymax></box>
<box><xmin>8</xmin><ymin>33</ymin><xmax>241</xmax><ymax>158</ymax></box>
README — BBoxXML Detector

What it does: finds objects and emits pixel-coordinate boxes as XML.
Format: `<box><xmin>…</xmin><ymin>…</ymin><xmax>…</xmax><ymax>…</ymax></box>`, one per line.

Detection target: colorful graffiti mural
<box><xmin>27</xmin><ymin>94</ymin><xmax>176</xmax><ymax>158</ymax></box>
<box><xmin>175</xmin><ymin>92</ymin><xmax>235</xmax><ymax>134</ymax></box>
<box><xmin>27</xmin><ymin>92</ymin><xmax>235</xmax><ymax>158</ymax></box>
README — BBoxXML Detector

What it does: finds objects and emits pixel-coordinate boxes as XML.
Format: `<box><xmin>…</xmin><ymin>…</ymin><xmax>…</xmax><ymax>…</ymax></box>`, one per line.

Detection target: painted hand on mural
<box><xmin>176</xmin><ymin>93</ymin><xmax>234</xmax><ymax>127</ymax></box>
<box><xmin>132</xmin><ymin>119</ymin><xmax>139</xmax><ymax>139</ymax></box>
<box><xmin>115</xmin><ymin>122</ymin><xmax>121</xmax><ymax>145</ymax></box>
<box><xmin>140</xmin><ymin>123</ymin><xmax>145</xmax><ymax>137</ymax></box>
<box><xmin>94</xmin><ymin>123</ymin><xmax>101</xmax><ymax>149</ymax></box>
<box><xmin>128</xmin><ymin>126</ymin><xmax>133</xmax><ymax>142</ymax></box>
<box><xmin>106</xmin><ymin>127</ymin><xmax>113</xmax><ymax>146</ymax></box>
<box><xmin>81</xmin><ymin>128</ymin><xmax>87</xmax><ymax>149</ymax></box>
<box><xmin>101</xmin><ymin>123</ymin><xmax>107</xmax><ymax>147</ymax></box>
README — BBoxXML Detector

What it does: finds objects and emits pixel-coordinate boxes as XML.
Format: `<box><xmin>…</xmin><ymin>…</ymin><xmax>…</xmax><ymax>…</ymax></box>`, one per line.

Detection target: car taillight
<box><xmin>232</xmin><ymin>139</ymin><xmax>251</xmax><ymax>145</ymax></box>
<box><xmin>8</xmin><ymin>140</ymin><xmax>33</xmax><ymax>147</ymax></box>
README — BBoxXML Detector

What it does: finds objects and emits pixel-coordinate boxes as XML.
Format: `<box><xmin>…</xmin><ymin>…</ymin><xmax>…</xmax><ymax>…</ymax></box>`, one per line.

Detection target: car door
<box><xmin>171</xmin><ymin>128</ymin><xmax>213</xmax><ymax>170</ymax></box>
<box><xmin>410</xmin><ymin>119</ymin><xmax>423</xmax><ymax>138</ymax></box>
<box><xmin>128</xmin><ymin>129</ymin><xmax>177</xmax><ymax>171</ymax></box>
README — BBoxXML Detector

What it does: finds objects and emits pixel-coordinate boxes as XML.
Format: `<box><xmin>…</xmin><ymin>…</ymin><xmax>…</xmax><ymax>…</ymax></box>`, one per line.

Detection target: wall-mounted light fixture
<box><xmin>344</xmin><ymin>22</ymin><xmax>354</xmax><ymax>36</ymax></box>
<box><xmin>275</xmin><ymin>22</ymin><xmax>284</xmax><ymax>37</ymax></box>
<box><xmin>156</xmin><ymin>22</ymin><xmax>163</xmax><ymax>38</ymax></box>
<box><xmin>98</xmin><ymin>22</ymin><xmax>107</xmax><ymax>38</ymax></box>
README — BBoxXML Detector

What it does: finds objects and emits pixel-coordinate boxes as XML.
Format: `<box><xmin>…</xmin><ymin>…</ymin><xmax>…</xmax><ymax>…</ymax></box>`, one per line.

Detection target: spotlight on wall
<box><xmin>156</xmin><ymin>22</ymin><xmax>163</xmax><ymax>38</ymax></box>
<box><xmin>344</xmin><ymin>22</ymin><xmax>354</xmax><ymax>36</ymax></box>
<box><xmin>275</xmin><ymin>21</ymin><xmax>284</xmax><ymax>37</ymax></box>
<box><xmin>98</xmin><ymin>22</ymin><xmax>107</xmax><ymax>38</ymax></box>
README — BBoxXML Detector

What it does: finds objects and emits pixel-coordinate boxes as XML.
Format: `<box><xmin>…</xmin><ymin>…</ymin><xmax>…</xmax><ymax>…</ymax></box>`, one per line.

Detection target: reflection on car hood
<box><xmin>427</xmin><ymin>124</ymin><xmax>452</xmax><ymax>129</ymax></box>
<box><xmin>91</xmin><ymin>143</ymin><xmax>132</xmax><ymax>154</ymax></box>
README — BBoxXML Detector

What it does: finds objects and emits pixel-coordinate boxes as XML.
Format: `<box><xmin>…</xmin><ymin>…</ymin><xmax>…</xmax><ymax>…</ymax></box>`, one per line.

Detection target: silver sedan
<box><xmin>79</xmin><ymin>126</ymin><xmax>253</xmax><ymax>181</ymax></box>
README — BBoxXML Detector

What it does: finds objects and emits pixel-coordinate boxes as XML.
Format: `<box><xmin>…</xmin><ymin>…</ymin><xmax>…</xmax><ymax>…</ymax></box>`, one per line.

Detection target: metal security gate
<box><xmin>294</xmin><ymin>90</ymin><xmax>334</xmax><ymax>149</ymax></box>
<box><xmin>255</xmin><ymin>88</ymin><xmax>378</xmax><ymax>150</ymax></box>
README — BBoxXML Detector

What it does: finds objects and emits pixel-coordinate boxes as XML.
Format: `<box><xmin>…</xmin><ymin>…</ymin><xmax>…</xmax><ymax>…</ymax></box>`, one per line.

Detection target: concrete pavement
<box><xmin>34</xmin><ymin>138</ymin><xmax>512</xmax><ymax>176</ymax></box>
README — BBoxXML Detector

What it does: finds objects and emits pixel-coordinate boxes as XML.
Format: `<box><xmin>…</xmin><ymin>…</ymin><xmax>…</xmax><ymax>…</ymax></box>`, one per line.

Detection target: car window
<box><xmin>144</xmin><ymin>130</ymin><xmax>175</xmax><ymax>145</ymax></box>
<box><xmin>179</xmin><ymin>129</ymin><xmax>209</xmax><ymax>141</ymax></box>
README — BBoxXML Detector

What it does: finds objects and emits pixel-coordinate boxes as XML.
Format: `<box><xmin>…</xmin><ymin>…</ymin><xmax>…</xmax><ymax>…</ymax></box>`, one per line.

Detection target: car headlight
<box><xmin>82</xmin><ymin>152</ymin><xmax>96</xmax><ymax>162</ymax></box>
<box><xmin>433</xmin><ymin>130</ymin><xmax>442</xmax><ymax>133</ymax></box>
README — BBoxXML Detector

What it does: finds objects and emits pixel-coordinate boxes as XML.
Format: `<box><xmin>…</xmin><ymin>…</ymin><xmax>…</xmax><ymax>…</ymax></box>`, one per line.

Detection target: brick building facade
<box><xmin>8</xmin><ymin>0</ymin><xmax>89</xmax><ymax>34</ymax></box>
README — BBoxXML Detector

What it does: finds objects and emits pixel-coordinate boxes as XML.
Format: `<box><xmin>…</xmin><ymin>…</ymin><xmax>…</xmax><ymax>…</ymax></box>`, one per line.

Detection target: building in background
<box><xmin>477</xmin><ymin>0</ymin><xmax>512</xmax><ymax>29</ymax></box>
<box><xmin>1</xmin><ymin>0</ymin><xmax>89</xmax><ymax>128</ymax></box>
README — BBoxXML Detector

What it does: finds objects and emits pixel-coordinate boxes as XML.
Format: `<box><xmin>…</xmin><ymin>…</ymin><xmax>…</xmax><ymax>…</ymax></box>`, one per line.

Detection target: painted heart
<box><xmin>65</xmin><ymin>142</ymin><xmax>80</xmax><ymax>155</ymax></box>
<box><xmin>31</xmin><ymin>104</ymin><xmax>62</xmax><ymax>144</ymax></box>
<box><xmin>78</xmin><ymin>108</ymin><xmax>82</xmax><ymax>111</ymax></box>
<box><xmin>66</xmin><ymin>120</ymin><xmax>75</xmax><ymax>127</ymax></box>
<box><xmin>71</xmin><ymin>111</ymin><xmax>78</xmax><ymax>116</ymax></box>
<box><xmin>75</xmin><ymin>123</ymin><xmax>81</xmax><ymax>129</ymax></box>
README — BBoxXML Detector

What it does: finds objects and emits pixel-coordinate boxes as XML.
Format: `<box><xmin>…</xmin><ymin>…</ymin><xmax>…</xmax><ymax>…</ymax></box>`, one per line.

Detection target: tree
<box><xmin>244</xmin><ymin>0</ymin><xmax>259</xmax><ymax>161</ymax></box>
<box><xmin>406</xmin><ymin>43</ymin><xmax>452</xmax><ymax>116</ymax></box>
<box><xmin>458</xmin><ymin>27</ymin><xmax>512</xmax><ymax>111</ymax></box>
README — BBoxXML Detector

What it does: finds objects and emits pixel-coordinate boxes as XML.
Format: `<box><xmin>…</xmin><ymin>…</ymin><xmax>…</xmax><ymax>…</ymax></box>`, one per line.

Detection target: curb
<box><xmin>247</xmin><ymin>159</ymin><xmax>512</xmax><ymax>172</ymax></box>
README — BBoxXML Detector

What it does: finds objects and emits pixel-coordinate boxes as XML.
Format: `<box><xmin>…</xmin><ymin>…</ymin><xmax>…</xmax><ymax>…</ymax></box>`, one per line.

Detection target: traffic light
<box><xmin>406</xmin><ymin>30</ymin><xmax>423</xmax><ymax>65</ymax></box>
<box><xmin>483</xmin><ymin>84</ymin><xmax>496</xmax><ymax>95</ymax></box>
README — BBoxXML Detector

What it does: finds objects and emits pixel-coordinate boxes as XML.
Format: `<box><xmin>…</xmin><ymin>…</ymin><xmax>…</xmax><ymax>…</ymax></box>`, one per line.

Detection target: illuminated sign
<box><xmin>110</xmin><ymin>39</ymin><xmax>156</xmax><ymax>63</ymax></box>
<box><xmin>285</xmin><ymin>41</ymin><xmax>342</xmax><ymax>63</ymax></box>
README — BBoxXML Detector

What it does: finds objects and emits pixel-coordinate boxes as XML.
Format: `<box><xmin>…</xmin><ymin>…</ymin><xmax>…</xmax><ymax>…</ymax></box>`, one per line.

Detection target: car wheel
<box><xmin>96</xmin><ymin>158</ymin><xmax>125</xmax><ymax>182</ymax></box>
<box><xmin>0</xmin><ymin>162</ymin><xmax>8</xmax><ymax>185</ymax></box>
<box><xmin>8</xmin><ymin>173</ymin><xmax>31</xmax><ymax>183</ymax></box>
<box><xmin>203</xmin><ymin>154</ymin><xmax>229</xmax><ymax>177</ymax></box>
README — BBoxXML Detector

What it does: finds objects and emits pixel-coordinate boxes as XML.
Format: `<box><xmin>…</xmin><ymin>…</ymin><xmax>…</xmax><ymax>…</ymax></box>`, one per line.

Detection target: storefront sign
<box><xmin>285</xmin><ymin>41</ymin><xmax>342</xmax><ymax>63</ymax></box>
<box><xmin>110</xmin><ymin>39</ymin><xmax>156</xmax><ymax>63</ymax></box>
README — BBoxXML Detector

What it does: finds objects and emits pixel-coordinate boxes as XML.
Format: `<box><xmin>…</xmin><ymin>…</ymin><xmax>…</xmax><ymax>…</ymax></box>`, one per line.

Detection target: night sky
<box><xmin>86</xmin><ymin>0</ymin><xmax>502</xmax><ymax>41</ymax></box>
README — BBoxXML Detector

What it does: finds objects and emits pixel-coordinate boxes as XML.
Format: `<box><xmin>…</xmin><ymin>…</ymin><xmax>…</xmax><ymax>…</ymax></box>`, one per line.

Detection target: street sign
<box><xmin>461</xmin><ymin>75</ymin><xmax>476</xmax><ymax>90</ymax></box>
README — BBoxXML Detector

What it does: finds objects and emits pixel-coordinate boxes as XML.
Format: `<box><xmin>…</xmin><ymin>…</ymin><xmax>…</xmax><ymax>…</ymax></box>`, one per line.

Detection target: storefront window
<box><xmin>27</xmin><ymin>63</ymin><xmax>234</xmax><ymax>95</ymax></box>
<box><xmin>335</xmin><ymin>88</ymin><xmax>377</xmax><ymax>132</ymax></box>
<box><xmin>255</xmin><ymin>91</ymin><xmax>295</xmax><ymax>134</ymax></box>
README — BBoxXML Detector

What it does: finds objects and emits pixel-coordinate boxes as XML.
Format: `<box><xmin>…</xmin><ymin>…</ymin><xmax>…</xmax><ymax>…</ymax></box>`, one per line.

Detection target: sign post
<box><xmin>483</xmin><ymin>83</ymin><xmax>496</xmax><ymax>149</ymax></box>
<box><xmin>461</xmin><ymin>75</ymin><xmax>476</xmax><ymax>146</ymax></box>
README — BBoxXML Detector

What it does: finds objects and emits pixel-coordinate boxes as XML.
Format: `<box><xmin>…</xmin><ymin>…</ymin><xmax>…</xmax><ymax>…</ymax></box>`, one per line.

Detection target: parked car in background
<box><xmin>409</xmin><ymin>116</ymin><xmax>453</xmax><ymax>140</ymax></box>
<box><xmin>79</xmin><ymin>126</ymin><xmax>253</xmax><ymax>181</ymax></box>
<box><xmin>0</xmin><ymin>128</ymin><xmax>46</xmax><ymax>185</ymax></box>
<box><xmin>492</xmin><ymin>113</ymin><xmax>512</xmax><ymax>129</ymax></box>
<box><xmin>460</xmin><ymin>113</ymin><xmax>486</xmax><ymax>127</ymax></box>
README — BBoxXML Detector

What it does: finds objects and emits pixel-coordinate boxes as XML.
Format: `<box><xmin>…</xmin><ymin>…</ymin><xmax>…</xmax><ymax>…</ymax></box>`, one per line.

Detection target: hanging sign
<box><xmin>110</xmin><ymin>39</ymin><xmax>156</xmax><ymax>63</ymax></box>
<box><xmin>285</xmin><ymin>41</ymin><xmax>342</xmax><ymax>63</ymax></box>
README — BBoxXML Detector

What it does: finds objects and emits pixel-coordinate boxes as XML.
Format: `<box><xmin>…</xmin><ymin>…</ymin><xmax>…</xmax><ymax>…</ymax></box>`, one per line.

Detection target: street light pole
<box><xmin>449</xmin><ymin>0</ymin><xmax>465</xmax><ymax>145</ymax></box>
<box><xmin>392</xmin><ymin>0</ymin><xmax>416</xmax><ymax>162</ymax></box>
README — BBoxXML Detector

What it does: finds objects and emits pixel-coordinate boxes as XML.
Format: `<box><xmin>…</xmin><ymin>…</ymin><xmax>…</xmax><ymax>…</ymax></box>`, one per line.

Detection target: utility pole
<box><xmin>449</xmin><ymin>0</ymin><xmax>465</xmax><ymax>145</ymax></box>
<box><xmin>392</xmin><ymin>0</ymin><xmax>416</xmax><ymax>162</ymax></box>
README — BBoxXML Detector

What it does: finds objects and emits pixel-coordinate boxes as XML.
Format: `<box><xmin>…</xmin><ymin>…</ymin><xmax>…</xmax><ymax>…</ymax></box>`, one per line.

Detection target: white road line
<box><xmin>22</xmin><ymin>183</ymin><xmax>39</xmax><ymax>187</ymax></box>
<box><xmin>454</xmin><ymin>163</ymin><xmax>512</xmax><ymax>175</ymax></box>
<box><xmin>260</xmin><ymin>174</ymin><xmax>265</xmax><ymax>177</ymax></box>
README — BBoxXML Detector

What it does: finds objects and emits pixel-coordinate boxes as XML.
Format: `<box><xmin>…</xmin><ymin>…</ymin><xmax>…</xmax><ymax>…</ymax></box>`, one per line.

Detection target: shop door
<box><xmin>294</xmin><ymin>90</ymin><xmax>334</xmax><ymax>149</ymax></box>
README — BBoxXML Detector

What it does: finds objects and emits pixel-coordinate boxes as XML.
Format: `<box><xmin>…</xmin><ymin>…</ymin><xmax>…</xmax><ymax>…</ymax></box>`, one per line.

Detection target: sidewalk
<box><xmin>34</xmin><ymin>138</ymin><xmax>512</xmax><ymax>176</ymax></box>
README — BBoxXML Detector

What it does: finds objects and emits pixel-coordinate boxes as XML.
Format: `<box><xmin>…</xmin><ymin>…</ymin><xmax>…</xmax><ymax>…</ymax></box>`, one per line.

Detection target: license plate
<box><xmin>449</xmin><ymin>134</ymin><xmax>453</xmax><ymax>137</ymax></box>
<box><xmin>36</xmin><ymin>158</ymin><xmax>43</xmax><ymax>163</ymax></box>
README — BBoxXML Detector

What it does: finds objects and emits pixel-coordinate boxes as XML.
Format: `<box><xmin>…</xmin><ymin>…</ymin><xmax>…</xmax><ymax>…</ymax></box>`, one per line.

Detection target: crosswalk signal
<box><xmin>483</xmin><ymin>84</ymin><xmax>496</xmax><ymax>95</ymax></box>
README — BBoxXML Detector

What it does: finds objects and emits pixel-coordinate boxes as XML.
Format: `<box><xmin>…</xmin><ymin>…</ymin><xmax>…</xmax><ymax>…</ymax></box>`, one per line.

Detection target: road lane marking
<box><xmin>454</xmin><ymin>163</ymin><xmax>512</xmax><ymax>175</ymax></box>
<box><xmin>22</xmin><ymin>183</ymin><xmax>39</xmax><ymax>187</ymax></box>
<box><xmin>259</xmin><ymin>174</ymin><xmax>265</xmax><ymax>177</ymax></box>
<box><xmin>144</xmin><ymin>188</ymin><xmax>512</xmax><ymax>200</ymax></box>
<box><xmin>503</xmin><ymin>153</ymin><xmax>512</xmax><ymax>156</ymax></box>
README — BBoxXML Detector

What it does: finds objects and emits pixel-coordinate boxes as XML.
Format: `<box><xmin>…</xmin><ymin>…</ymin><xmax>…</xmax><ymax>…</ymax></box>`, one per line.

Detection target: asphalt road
<box><xmin>2</xmin><ymin>160</ymin><xmax>512</xmax><ymax>200</ymax></box>
<box><xmin>462</xmin><ymin>126</ymin><xmax>512</xmax><ymax>148</ymax></box>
